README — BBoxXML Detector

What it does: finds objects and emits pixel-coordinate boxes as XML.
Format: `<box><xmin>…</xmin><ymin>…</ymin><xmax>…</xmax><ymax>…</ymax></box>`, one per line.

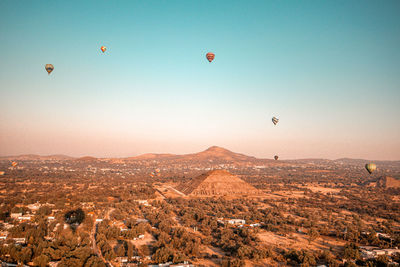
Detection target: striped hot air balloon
<box><xmin>206</xmin><ymin>52</ymin><xmax>215</xmax><ymax>63</ymax></box>
<box><xmin>100</xmin><ymin>46</ymin><xmax>106</xmax><ymax>53</ymax></box>
<box><xmin>272</xmin><ymin>117</ymin><xmax>279</xmax><ymax>125</ymax></box>
<box><xmin>11</xmin><ymin>162</ymin><xmax>18</xmax><ymax>167</ymax></box>
<box><xmin>365</xmin><ymin>163</ymin><xmax>376</xmax><ymax>174</ymax></box>
<box><xmin>45</xmin><ymin>64</ymin><xmax>54</xmax><ymax>75</ymax></box>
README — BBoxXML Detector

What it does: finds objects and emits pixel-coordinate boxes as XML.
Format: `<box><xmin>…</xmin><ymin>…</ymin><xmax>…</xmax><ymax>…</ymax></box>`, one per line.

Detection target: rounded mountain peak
<box><xmin>204</xmin><ymin>146</ymin><xmax>231</xmax><ymax>153</ymax></box>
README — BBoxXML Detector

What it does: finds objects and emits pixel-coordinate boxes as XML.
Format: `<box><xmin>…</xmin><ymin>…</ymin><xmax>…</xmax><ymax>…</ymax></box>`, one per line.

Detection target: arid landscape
<box><xmin>2</xmin><ymin>0</ymin><xmax>400</xmax><ymax>266</ymax></box>
<box><xmin>1</xmin><ymin>146</ymin><xmax>399</xmax><ymax>266</ymax></box>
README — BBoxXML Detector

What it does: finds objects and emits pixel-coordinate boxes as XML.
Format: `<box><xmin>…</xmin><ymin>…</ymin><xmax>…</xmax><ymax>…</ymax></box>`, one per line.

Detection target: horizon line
<box><xmin>0</xmin><ymin>146</ymin><xmax>398</xmax><ymax>162</ymax></box>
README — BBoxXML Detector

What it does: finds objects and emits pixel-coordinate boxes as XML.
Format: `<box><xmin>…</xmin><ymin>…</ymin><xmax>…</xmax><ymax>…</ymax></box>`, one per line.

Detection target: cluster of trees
<box><xmin>0</xmin><ymin>227</ymin><xmax>104</xmax><ymax>266</ymax></box>
<box><xmin>284</xmin><ymin>249</ymin><xmax>341</xmax><ymax>266</ymax></box>
<box><xmin>142</xmin><ymin>203</ymin><xmax>201</xmax><ymax>264</ymax></box>
<box><xmin>95</xmin><ymin>219</ymin><xmax>147</xmax><ymax>261</ymax></box>
<box><xmin>214</xmin><ymin>227</ymin><xmax>270</xmax><ymax>261</ymax></box>
<box><xmin>152</xmin><ymin>227</ymin><xmax>201</xmax><ymax>263</ymax></box>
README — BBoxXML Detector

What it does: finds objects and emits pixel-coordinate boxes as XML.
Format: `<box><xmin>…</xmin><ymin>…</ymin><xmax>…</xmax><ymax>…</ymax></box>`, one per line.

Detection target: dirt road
<box><xmin>91</xmin><ymin>208</ymin><xmax>115</xmax><ymax>267</ymax></box>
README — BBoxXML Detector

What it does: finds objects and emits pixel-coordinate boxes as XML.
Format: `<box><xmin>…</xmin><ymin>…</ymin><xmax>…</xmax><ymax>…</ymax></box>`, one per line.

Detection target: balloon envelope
<box><xmin>100</xmin><ymin>46</ymin><xmax>106</xmax><ymax>53</ymax></box>
<box><xmin>45</xmin><ymin>64</ymin><xmax>54</xmax><ymax>74</ymax></box>
<box><xmin>11</xmin><ymin>162</ymin><xmax>18</xmax><ymax>167</ymax></box>
<box><xmin>365</xmin><ymin>163</ymin><xmax>376</xmax><ymax>174</ymax></box>
<box><xmin>272</xmin><ymin>117</ymin><xmax>279</xmax><ymax>125</ymax></box>
<box><xmin>274</xmin><ymin>155</ymin><xmax>279</xmax><ymax>160</ymax></box>
<box><xmin>206</xmin><ymin>52</ymin><xmax>215</xmax><ymax>62</ymax></box>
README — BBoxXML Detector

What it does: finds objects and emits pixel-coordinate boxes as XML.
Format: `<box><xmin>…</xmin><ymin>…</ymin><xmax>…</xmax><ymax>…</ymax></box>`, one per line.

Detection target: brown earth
<box><xmin>376</xmin><ymin>176</ymin><xmax>400</xmax><ymax>189</ymax></box>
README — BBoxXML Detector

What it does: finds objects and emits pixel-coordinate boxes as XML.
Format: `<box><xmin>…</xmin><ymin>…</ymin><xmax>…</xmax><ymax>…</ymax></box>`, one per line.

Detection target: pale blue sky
<box><xmin>1</xmin><ymin>0</ymin><xmax>399</xmax><ymax>159</ymax></box>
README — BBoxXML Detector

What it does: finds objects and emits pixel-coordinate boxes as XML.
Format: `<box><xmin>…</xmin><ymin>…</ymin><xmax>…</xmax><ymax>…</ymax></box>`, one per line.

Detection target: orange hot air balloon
<box><xmin>45</xmin><ymin>64</ymin><xmax>54</xmax><ymax>75</ymax></box>
<box><xmin>206</xmin><ymin>52</ymin><xmax>215</xmax><ymax>63</ymax></box>
<box><xmin>11</xmin><ymin>162</ymin><xmax>18</xmax><ymax>167</ymax></box>
<box><xmin>100</xmin><ymin>46</ymin><xmax>106</xmax><ymax>53</ymax></box>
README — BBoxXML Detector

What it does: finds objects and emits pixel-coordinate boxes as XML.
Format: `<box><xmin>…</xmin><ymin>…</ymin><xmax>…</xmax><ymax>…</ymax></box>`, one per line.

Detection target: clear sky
<box><xmin>1</xmin><ymin>0</ymin><xmax>399</xmax><ymax>160</ymax></box>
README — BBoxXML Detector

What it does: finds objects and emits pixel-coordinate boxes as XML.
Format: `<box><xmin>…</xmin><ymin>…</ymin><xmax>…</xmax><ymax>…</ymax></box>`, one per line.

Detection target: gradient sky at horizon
<box><xmin>1</xmin><ymin>0</ymin><xmax>399</xmax><ymax>160</ymax></box>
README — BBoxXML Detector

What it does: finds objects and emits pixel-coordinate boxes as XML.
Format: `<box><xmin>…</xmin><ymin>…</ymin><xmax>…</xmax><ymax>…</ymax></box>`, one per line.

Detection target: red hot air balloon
<box><xmin>206</xmin><ymin>52</ymin><xmax>215</xmax><ymax>63</ymax></box>
<box><xmin>100</xmin><ymin>46</ymin><xmax>106</xmax><ymax>53</ymax></box>
<box><xmin>45</xmin><ymin>64</ymin><xmax>54</xmax><ymax>75</ymax></box>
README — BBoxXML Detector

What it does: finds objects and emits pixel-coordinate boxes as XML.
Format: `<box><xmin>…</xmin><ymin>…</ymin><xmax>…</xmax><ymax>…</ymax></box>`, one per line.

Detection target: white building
<box><xmin>13</xmin><ymin>237</ymin><xmax>26</xmax><ymax>244</ymax></box>
<box><xmin>227</xmin><ymin>219</ymin><xmax>246</xmax><ymax>225</ymax></box>
<box><xmin>27</xmin><ymin>203</ymin><xmax>41</xmax><ymax>211</ymax></box>
<box><xmin>10</xmin><ymin>213</ymin><xmax>22</xmax><ymax>219</ymax></box>
<box><xmin>0</xmin><ymin>231</ymin><xmax>8</xmax><ymax>240</ymax></box>
<box><xmin>18</xmin><ymin>216</ymin><xmax>31</xmax><ymax>221</ymax></box>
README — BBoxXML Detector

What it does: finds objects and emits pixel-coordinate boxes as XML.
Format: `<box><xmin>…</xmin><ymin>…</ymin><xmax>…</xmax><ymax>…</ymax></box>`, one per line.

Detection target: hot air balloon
<box><xmin>272</xmin><ymin>117</ymin><xmax>279</xmax><ymax>125</ymax></box>
<box><xmin>11</xmin><ymin>162</ymin><xmax>18</xmax><ymax>167</ymax></box>
<box><xmin>274</xmin><ymin>155</ymin><xmax>279</xmax><ymax>160</ymax></box>
<box><xmin>100</xmin><ymin>46</ymin><xmax>106</xmax><ymax>53</ymax></box>
<box><xmin>365</xmin><ymin>163</ymin><xmax>376</xmax><ymax>174</ymax></box>
<box><xmin>45</xmin><ymin>64</ymin><xmax>54</xmax><ymax>75</ymax></box>
<box><xmin>206</xmin><ymin>52</ymin><xmax>215</xmax><ymax>63</ymax></box>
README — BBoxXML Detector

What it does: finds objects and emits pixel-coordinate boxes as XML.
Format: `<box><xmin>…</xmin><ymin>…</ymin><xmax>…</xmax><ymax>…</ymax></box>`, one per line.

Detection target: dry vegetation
<box><xmin>0</xmin><ymin>149</ymin><xmax>400</xmax><ymax>266</ymax></box>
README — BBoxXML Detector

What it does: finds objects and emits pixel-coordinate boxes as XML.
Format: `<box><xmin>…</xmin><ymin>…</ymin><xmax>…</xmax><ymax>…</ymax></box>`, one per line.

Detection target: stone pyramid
<box><xmin>177</xmin><ymin>169</ymin><xmax>261</xmax><ymax>197</ymax></box>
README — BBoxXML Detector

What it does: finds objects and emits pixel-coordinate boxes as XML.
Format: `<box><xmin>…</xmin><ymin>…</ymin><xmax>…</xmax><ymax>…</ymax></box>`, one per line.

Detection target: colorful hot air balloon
<box><xmin>272</xmin><ymin>117</ymin><xmax>279</xmax><ymax>125</ymax></box>
<box><xmin>11</xmin><ymin>162</ymin><xmax>18</xmax><ymax>167</ymax></box>
<box><xmin>365</xmin><ymin>163</ymin><xmax>376</xmax><ymax>174</ymax></box>
<box><xmin>45</xmin><ymin>64</ymin><xmax>54</xmax><ymax>75</ymax></box>
<box><xmin>206</xmin><ymin>52</ymin><xmax>215</xmax><ymax>63</ymax></box>
<box><xmin>274</xmin><ymin>155</ymin><xmax>279</xmax><ymax>160</ymax></box>
<box><xmin>100</xmin><ymin>46</ymin><xmax>106</xmax><ymax>53</ymax></box>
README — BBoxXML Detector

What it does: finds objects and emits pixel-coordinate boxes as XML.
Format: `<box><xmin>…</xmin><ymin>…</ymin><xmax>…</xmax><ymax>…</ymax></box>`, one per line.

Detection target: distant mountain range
<box><xmin>126</xmin><ymin>146</ymin><xmax>258</xmax><ymax>163</ymax></box>
<box><xmin>0</xmin><ymin>154</ymin><xmax>74</xmax><ymax>161</ymax></box>
<box><xmin>1</xmin><ymin>146</ymin><xmax>399</xmax><ymax>165</ymax></box>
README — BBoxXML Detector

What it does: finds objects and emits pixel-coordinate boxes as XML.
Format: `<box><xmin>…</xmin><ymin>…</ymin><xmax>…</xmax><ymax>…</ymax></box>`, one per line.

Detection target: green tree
<box><xmin>308</xmin><ymin>228</ymin><xmax>319</xmax><ymax>244</ymax></box>
<box><xmin>375</xmin><ymin>254</ymin><xmax>390</xmax><ymax>267</ymax></box>
<box><xmin>127</xmin><ymin>242</ymin><xmax>134</xmax><ymax>260</ymax></box>
<box><xmin>153</xmin><ymin>247</ymin><xmax>173</xmax><ymax>263</ymax></box>
<box><xmin>343</xmin><ymin>243</ymin><xmax>360</xmax><ymax>261</ymax></box>
<box><xmin>33</xmin><ymin>254</ymin><xmax>49</xmax><ymax>267</ymax></box>
<box><xmin>20</xmin><ymin>247</ymin><xmax>32</xmax><ymax>263</ymax></box>
<box><xmin>58</xmin><ymin>257</ymin><xmax>82</xmax><ymax>267</ymax></box>
<box><xmin>84</xmin><ymin>255</ymin><xmax>106</xmax><ymax>267</ymax></box>
<box><xmin>115</xmin><ymin>244</ymin><xmax>126</xmax><ymax>257</ymax></box>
